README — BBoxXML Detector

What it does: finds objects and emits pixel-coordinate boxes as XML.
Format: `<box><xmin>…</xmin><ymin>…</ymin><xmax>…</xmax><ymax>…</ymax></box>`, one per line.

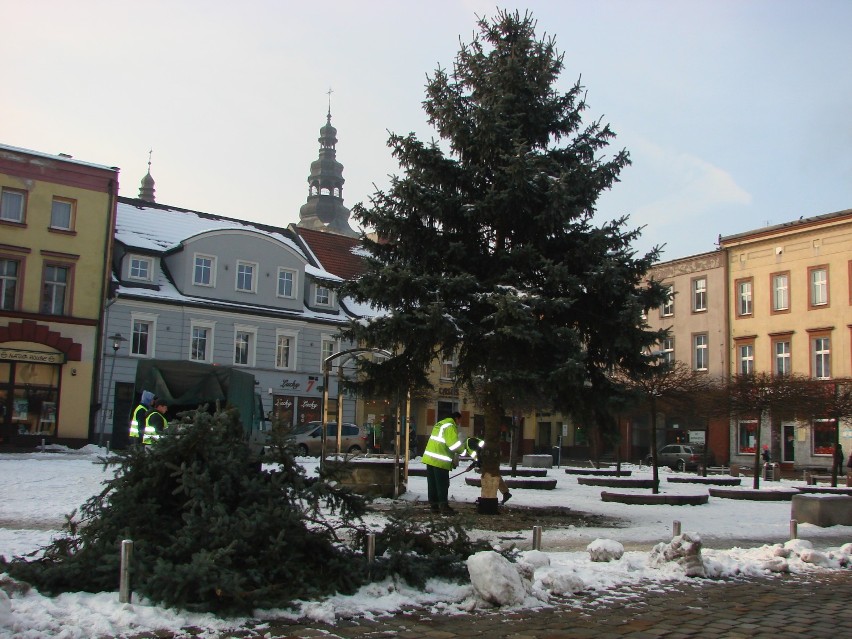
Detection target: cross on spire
<box><xmin>327</xmin><ymin>87</ymin><xmax>333</xmax><ymax>119</ymax></box>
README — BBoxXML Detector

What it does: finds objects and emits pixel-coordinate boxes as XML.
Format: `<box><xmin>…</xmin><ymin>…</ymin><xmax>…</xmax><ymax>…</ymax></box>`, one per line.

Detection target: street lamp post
<box><xmin>99</xmin><ymin>333</ymin><xmax>127</xmax><ymax>448</ymax></box>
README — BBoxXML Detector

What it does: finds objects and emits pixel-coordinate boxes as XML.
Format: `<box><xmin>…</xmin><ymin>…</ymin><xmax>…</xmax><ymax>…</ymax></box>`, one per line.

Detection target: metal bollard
<box><xmin>532</xmin><ymin>526</ymin><xmax>542</xmax><ymax>550</ymax></box>
<box><xmin>673</xmin><ymin>520</ymin><xmax>681</xmax><ymax>537</ymax></box>
<box><xmin>790</xmin><ymin>519</ymin><xmax>798</xmax><ymax>540</ymax></box>
<box><xmin>367</xmin><ymin>533</ymin><xmax>376</xmax><ymax>564</ymax></box>
<box><xmin>119</xmin><ymin>539</ymin><xmax>134</xmax><ymax>603</ymax></box>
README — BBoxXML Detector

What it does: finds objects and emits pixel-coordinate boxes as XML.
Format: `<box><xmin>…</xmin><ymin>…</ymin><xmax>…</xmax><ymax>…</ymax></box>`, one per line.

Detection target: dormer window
<box><xmin>128</xmin><ymin>255</ymin><xmax>153</xmax><ymax>282</ymax></box>
<box><xmin>193</xmin><ymin>254</ymin><xmax>216</xmax><ymax>287</ymax></box>
<box><xmin>236</xmin><ymin>260</ymin><xmax>257</xmax><ymax>293</ymax></box>
<box><xmin>315</xmin><ymin>284</ymin><xmax>332</xmax><ymax>306</ymax></box>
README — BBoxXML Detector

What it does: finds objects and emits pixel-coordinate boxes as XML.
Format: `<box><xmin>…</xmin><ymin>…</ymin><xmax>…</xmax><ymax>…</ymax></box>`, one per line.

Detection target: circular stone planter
<box><xmin>563</xmin><ymin>468</ymin><xmax>633</xmax><ymax>477</ymax></box>
<box><xmin>708</xmin><ymin>487</ymin><xmax>799</xmax><ymax>501</ymax></box>
<box><xmin>465</xmin><ymin>477</ymin><xmax>557</xmax><ymax>490</ymax></box>
<box><xmin>600</xmin><ymin>491</ymin><xmax>708</xmax><ymax>505</ymax></box>
<box><xmin>577</xmin><ymin>477</ymin><xmax>658</xmax><ymax>489</ymax></box>
<box><xmin>667</xmin><ymin>476</ymin><xmax>742</xmax><ymax>486</ymax></box>
<box><xmin>409</xmin><ymin>466</ymin><xmax>548</xmax><ymax>477</ymax></box>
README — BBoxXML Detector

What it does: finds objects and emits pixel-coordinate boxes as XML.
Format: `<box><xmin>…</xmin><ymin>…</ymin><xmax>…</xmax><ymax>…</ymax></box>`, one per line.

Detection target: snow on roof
<box><xmin>115</xmin><ymin>198</ymin><xmax>306</xmax><ymax>258</ymax></box>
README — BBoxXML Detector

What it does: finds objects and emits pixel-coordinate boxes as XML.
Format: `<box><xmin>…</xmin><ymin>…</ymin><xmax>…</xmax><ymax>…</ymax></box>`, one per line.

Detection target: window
<box><xmin>321</xmin><ymin>336</ymin><xmax>337</xmax><ymax>364</ymax></box>
<box><xmin>738</xmin><ymin>343</ymin><xmax>754</xmax><ymax>375</ymax></box>
<box><xmin>661</xmin><ymin>284</ymin><xmax>674</xmax><ymax>317</ymax></box>
<box><xmin>193</xmin><ymin>254</ymin><xmax>215</xmax><ymax>287</ymax></box>
<box><xmin>277</xmin><ymin>268</ymin><xmax>296</xmax><ymax>298</ymax></box>
<box><xmin>738</xmin><ymin>419</ymin><xmax>759</xmax><ymax>454</ymax></box>
<box><xmin>128</xmin><ymin>256</ymin><xmax>153</xmax><ymax>282</ymax></box>
<box><xmin>772</xmin><ymin>338</ymin><xmax>791</xmax><ymax>376</ymax></box>
<box><xmin>441</xmin><ymin>353</ymin><xmax>457</xmax><ymax>380</ymax></box>
<box><xmin>661</xmin><ymin>337</ymin><xmax>674</xmax><ymax>364</ymax></box>
<box><xmin>49</xmin><ymin>198</ymin><xmax>74</xmax><ymax>230</ymax></box>
<box><xmin>0</xmin><ymin>188</ymin><xmax>25</xmax><ymax>223</ymax></box>
<box><xmin>233</xmin><ymin>326</ymin><xmax>256</xmax><ymax>366</ymax></box>
<box><xmin>812</xmin><ymin>335</ymin><xmax>831</xmax><ymax>379</ymax></box>
<box><xmin>0</xmin><ymin>258</ymin><xmax>20</xmax><ymax>311</ymax></box>
<box><xmin>692</xmin><ymin>277</ymin><xmax>707</xmax><ymax>312</ymax></box>
<box><xmin>190</xmin><ymin>321</ymin><xmax>215</xmax><ymax>362</ymax></box>
<box><xmin>315</xmin><ymin>284</ymin><xmax>331</xmax><ymax>306</ymax></box>
<box><xmin>130</xmin><ymin>316</ymin><xmax>156</xmax><ymax>357</ymax></box>
<box><xmin>736</xmin><ymin>278</ymin><xmax>753</xmax><ymax>317</ymax></box>
<box><xmin>41</xmin><ymin>264</ymin><xmax>69</xmax><ymax>315</ymax></box>
<box><xmin>808</xmin><ymin>266</ymin><xmax>828</xmax><ymax>308</ymax></box>
<box><xmin>275</xmin><ymin>331</ymin><xmax>297</xmax><ymax>370</ymax></box>
<box><xmin>235</xmin><ymin>260</ymin><xmax>257</xmax><ymax>292</ymax></box>
<box><xmin>771</xmin><ymin>272</ymin><xmax>789</xmax><ymax>313</ymax></box>
<box><xmin>692</xmin><ymin>333</ymin><xmax>708</xmax><ymax>371</ymax></box>
<box><xmin>812</xmin><ymin>418</ymin><xmax>836</xmax><ymax>455</ymax></box>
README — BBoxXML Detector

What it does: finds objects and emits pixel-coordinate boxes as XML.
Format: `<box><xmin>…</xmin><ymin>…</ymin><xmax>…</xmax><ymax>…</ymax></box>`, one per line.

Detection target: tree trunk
<box><xmin>480</xmin><ymin>388</ymin><xmax>504</xmax><ymax>502</ymax></box>
<box><xmin>752</xmin><ymin>410</ymin><xmax>763</xmax><ymax>490</ymax></box>
<box><xmin>650</xmin><ymin>398</ymin><xmax>660</xmax><ymax>494</ymax></box>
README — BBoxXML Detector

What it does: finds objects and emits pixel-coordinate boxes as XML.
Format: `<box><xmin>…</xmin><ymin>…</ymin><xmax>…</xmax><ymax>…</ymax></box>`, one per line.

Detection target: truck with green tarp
<box><xmin>132</xmin><ymin>359</ymin><xmax>268</xmax><ymax>456</ymax></box>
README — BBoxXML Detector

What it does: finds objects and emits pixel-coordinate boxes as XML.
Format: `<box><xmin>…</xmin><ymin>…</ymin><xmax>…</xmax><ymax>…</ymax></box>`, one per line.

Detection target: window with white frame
<box><xmin>130</xmin><ymin>314</ymin><xmax>157</xmax><ymax>357</ymax></box>
<box><xmin>0</xmin><ymin>188</ymin><xmax>25</xmax><ymax>223</ymax></box>
<box><xmin>49</xmin><ymin>197</ymin><xmax>75</xmax><ymax>230</ymax></box>
<box><xmin>193</xmin><ymin>254</ymin><xmax>216</xmax><ymax>287</ymax></box>
<box><xmin>772</xmin><ymin>272</ymin><xmax>789</xmax><ymax>312</ymax></box>
<box><xmin>41</xmin><ymin>264</ymin><xmax>69</xmax><ymax>315</ymax></box>
<box><xmin>736</xmin><ymin>279</ymin><xmax>753</xmax><ymax>316</ymax></box>
<box><xmin>738</xmin><ymin>343</ymin><xmax>754</xmax><ymax>375</ymax></box>
<box><xmin>441</xmin><ymin>352</ymin><xmax>457</xmax><ymax>380</ymax></box>
<box><xmin>809</xmin><ymin>266</ymin><xmax>828</xmax><ymax>307</ymax></box>
<box><xmin>128</xmin><ymin>256</ymin><xmax>153</xmax><ymax>282</ymax></box>
<box><xmin>190</xmin><ymin>321</ymin><xmax>215</xmax><ymax>362</ymax></box>
<box><xmin>277</xmin><ymin>268</ymin><xmax>296</xmax><ymax>298</ymax></box>
<box><xmin>661</xmin><ymin>336</ymin><xmax>674</xmax><ymax>364</ymax></box>
<box><xmin>321</xmin><ymin>336</ymin><xmax>337</xmax><ymax>365</ymax></box>
<box><xmin>693</xmin><ymin>333</ymin><xmax>708</xmax><ymax>371</ymax></box>
<box><xmin>812</xmin><ymin>336</ymin><xmax>831</xmax><ymax>379</ymax></box>
<box><xmin>235</xmin><ymin>260</ymin><xmax>257</xmax><ymax>292</ymax></box>
<box><xmin>692</xmin><ymin>277</ymin><xmax>707</xmax><ymax>312</ymax></box>
<box><xmin>275</xmin><ymin>331</ymin><xmax>297</xmax><ymax>370</ymax></box>
<box><xmin>0</xmin><ymin>258</ymin><xmax>20</xmax><ymax>311</ymax></box>
<box><xmin>661</xmin><ymin>284</ymin><xmax>674</xmax><ymax>317</ymax></box>
<box><xmin>314</xmin><ymin>284</ymin><xmax>331</xmax><ymax>306</ymax></box>
<box><xmin>233</xmin><ymin>325</ymin><xmax>256</xmax><ymax>366</ymax></box>
<box><xmin>773</xmin><ymin>339</ymin><xmax>791</xmax><ymax>376</ymax></box>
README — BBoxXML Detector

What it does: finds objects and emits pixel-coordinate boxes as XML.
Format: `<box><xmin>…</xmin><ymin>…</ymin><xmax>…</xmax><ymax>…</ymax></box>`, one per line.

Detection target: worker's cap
<box><xmin>451</xmin><ymin>411</ymin><xmax>462</xmax><ymax>419</ymax></box>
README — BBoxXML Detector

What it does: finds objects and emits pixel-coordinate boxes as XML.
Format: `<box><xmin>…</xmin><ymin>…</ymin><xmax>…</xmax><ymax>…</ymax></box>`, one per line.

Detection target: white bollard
<box><xmin>673</xmin><ymin>520</ymin><xmax>681</xmax><ymax>537</ymax></box>
<box><xmin>790</xmin><ymin>519</ymin><xmax>798</xmax><ymax>540</ymax></box>
<box><xmin>532</xmin><ymin>526</ymin><xmax>542</xmax><ymax>550</ymax></box>
<box><xmin>119</xmin><ymin>539</ymin><xmax>134</xmax><ymax>603</ymax></box>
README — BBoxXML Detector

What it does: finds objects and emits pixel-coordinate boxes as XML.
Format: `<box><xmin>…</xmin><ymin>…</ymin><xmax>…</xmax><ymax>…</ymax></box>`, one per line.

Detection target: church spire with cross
<box><xmin>138</xmin><ymin>149</ymin><xmax>156</xmax><ymax>203</ymax></box>
<box><xmin>297</xmin><ymin>88</ymin><xmax>357</xmax><ymax>237</ymax></box>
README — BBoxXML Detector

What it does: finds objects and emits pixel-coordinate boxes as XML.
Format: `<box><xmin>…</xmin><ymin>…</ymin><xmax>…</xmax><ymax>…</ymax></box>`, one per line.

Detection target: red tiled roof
<box><xmin>295</xmin><ymin>226</ymin><xmax>366</xmax><ymax>280</ymax></box>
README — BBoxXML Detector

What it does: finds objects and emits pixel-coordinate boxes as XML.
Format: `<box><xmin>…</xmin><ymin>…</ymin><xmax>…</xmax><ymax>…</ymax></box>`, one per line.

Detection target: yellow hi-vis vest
<box><xmin>423</xmin><ymin>417</ymin><xmax>462</xmax><ymax>470</ymax></box>
<box><xmin>465</xmin><ymin>437</ymin><xmax>485</xmax><ymax>461</ymax></box>
<box><xmin>129</xmin><ymin>404</ymin><xmax>148</xmax><ymax>440</ymax></box>
<box><xmin>143</xmin><ymin>410</ymin><xmax>166</xmax><ymax>445</ymax></box>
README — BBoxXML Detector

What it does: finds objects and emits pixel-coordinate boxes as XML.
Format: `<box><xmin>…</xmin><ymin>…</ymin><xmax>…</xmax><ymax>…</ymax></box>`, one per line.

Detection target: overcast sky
<box><xmin>3</xmin><ymin>0</ymin><xmax>850</xmax><ymax>261</ymax></box>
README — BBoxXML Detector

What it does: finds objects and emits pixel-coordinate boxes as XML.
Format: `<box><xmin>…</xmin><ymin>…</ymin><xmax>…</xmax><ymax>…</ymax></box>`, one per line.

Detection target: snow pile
<box><xmin>649</xmin><ymin>532</ymin><xmax>705</xmax><ymax>577</ymax></box>
<box><xmin>587</xmin><ymin>538</ymin><xmax>624</xmax><ymax>562</ymax></box>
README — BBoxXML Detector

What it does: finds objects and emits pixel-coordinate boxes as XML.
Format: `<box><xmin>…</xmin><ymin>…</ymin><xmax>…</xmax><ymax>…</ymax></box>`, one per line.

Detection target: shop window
<box><xmin>5</xmin><ymin>361</ymin><xmax>60</xmax><ymax>437</ymax></box>
<box><xmin>812</xmin><ymin>418</ymin><xmax>836</xmax><ymax>456</ymax></box>
<box><xmin>738</xmin><ymin>419</ymin><xmax>758</xmax><ymax>454</ymax></box>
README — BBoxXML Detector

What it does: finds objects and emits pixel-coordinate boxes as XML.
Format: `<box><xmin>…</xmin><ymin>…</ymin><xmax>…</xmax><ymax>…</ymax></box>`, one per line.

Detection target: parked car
<box><xmin>645</xmin><ymin>444</ymin><xmax>708</xmax><ymax>471</ymax></box>
<box><xmin>292</xmin><ymin>421</ymin><xmax>367</xmax><ymax>456</ymax></box>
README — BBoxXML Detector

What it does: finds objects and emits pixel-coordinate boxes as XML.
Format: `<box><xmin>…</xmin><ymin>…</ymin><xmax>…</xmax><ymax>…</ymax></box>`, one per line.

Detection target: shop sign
<box><xmin>0</xmin><ymin>348</ymin><xmax>66</xmax><ymax>364</ymax></box>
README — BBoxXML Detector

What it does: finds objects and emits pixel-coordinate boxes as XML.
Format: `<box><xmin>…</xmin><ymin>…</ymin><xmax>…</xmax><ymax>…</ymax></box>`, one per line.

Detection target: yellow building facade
<box><xmin>0</xmin><ymin>144</ymin><xmax>118</xmax><ymax>447</ymax></box>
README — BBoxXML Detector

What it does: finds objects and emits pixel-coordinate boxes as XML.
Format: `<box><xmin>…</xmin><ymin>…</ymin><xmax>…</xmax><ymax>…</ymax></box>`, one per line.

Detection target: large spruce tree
<box><xmin>341</xmin><ymin>10</ymin><xmax>667</xmax><ymax>493</ymax></box>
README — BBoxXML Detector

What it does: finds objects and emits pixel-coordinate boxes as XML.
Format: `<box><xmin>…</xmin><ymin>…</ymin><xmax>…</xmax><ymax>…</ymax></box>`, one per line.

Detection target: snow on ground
<box><xmin>1</xmin><ymin>445</ymin><xmax>850</xmax><ymax>638</ymax></box>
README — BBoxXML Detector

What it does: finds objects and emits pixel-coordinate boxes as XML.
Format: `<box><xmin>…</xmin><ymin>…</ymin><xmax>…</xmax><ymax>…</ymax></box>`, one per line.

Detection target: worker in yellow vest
<box><xmin>422</xmin><ymin>411</ymin><xmax>463</xmax><ymax>515</ymax></box>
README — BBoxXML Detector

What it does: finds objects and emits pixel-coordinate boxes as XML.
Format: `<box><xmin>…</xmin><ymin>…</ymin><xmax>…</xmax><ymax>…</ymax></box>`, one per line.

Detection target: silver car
<box><xmin>292</xmin><ymin>421</ymin><xmax>367</xmax><ymax>456</ymax></box>
<box><xmin>645</xmin><ymin>444</ymin><xmax>703</xmax><ymax>471</ymax></box>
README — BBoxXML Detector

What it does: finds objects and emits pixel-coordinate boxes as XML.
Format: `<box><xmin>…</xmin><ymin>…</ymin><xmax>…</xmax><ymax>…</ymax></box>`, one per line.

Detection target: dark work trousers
<box><xmin>425</xmin><ymin>464</ymin><xmax>451</xmax><ymax>507</ymax></box>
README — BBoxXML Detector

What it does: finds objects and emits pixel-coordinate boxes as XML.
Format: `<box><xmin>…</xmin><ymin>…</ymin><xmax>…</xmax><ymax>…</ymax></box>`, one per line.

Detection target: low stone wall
<box><xmin>563</xmin><ymin>468</ymin><xmax>632</xmax><ymax>476</ymax></box>
<box><xmin>667</xmin><ymin>476</ymin><xmax>742</xmax><ymax>486</ymax></box>
<box><xmin>708</xmin><ymin>487</ymin><xmax>799</xmax><ymax>501</ymax></box>
<box><xmin>791</xmin><ymin>494</ymin><xmax>852</xmax><ymax>527</ymax></box>
<box><xmin>522</xmin><ymin>454</ymin><xmax>554</xmax><ymax>468</ymax></box>
<box><xmin>465</xmin><ymin>476</ymin><xmax>557</xmax><ymax>490</ymax></box>
<box><xmin>600</xmin><ymin>491</ymin><xmax>708</xmax><ymax>506</ymax></box>
<box><xmin>577</xmin><ymin>477</ymin><xmax>658</xmax><ymax>489</ymax></box>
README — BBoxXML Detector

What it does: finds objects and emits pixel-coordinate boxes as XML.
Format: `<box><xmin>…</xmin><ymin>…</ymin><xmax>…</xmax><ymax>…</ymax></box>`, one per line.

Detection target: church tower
<box><xmin>297</xmin><ymin>106</ymin><xmax>357</xmax><ymax>237</ymax></box>
<box><xmin>138</xmin><ymin>150</ymin><xmax>156</xmax><ymax>203</ymax></box>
